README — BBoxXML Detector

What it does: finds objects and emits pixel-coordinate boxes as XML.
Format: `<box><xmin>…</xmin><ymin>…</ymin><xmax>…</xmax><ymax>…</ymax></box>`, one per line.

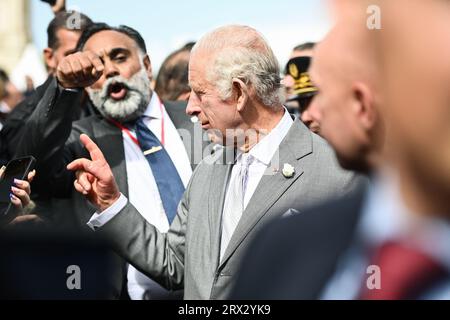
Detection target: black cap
<box><xmin>284</xmin><ymin>56</ymin><xmax>317</xmax><ymax>99</ymax></box>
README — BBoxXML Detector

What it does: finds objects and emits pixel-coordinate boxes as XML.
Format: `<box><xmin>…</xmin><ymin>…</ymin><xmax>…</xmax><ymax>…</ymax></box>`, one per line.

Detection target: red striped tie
<box><xmin>359</xmin><ymin>242</ymin><xmax>447</xmax><ymax>300</ymax></box>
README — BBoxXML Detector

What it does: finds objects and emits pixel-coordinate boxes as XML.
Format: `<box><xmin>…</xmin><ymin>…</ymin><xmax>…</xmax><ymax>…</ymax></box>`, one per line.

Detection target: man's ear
<box><xmin>232</xmin><ymin>78</ymin><xmax>249</xmax><ymax>112</ymax></box>
<box><xmin>352</xmin><ymin>82</ymin><xmax>377</xmax><ymax>130</ymax></box>
<box><xmin>43</xmin><ymin>48</ymin><xmax>56</xmax><ymax>71</ymax></box>
<box><xmin>143</xmin><ymin>54</ymin><xmax>153</xmax><ymax>81</ymax></box>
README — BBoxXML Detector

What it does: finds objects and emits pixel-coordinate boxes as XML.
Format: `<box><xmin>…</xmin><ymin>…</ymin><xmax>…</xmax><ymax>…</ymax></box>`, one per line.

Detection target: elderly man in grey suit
<box><xmin>68</xmin><ymin>25</ymin><xmax>363</xmax><ymax>299</ymax></box>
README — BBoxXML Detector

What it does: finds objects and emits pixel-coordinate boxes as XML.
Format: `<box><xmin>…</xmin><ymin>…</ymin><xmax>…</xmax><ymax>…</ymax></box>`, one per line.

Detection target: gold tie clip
<box><xmin>143</xmin><ymin>146</ymin><xmax>163</xmax><ymax>156</ymax></box>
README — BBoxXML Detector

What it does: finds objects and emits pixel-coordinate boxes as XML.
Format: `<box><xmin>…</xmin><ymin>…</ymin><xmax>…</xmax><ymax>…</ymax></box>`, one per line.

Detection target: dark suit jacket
<box><xmin>15</xmin><ymin>78</ymin><xmax>205</xmax><ymax>298</ymax></box>
<box><xmin>0</xmin><ymin>76</ymin><xmax>97</xmax><ymax>164</ymax></box>
<box><xmin>230</xmin><ymin>188</ymin><xmax>367</xmax><ymax>300</ymax></box>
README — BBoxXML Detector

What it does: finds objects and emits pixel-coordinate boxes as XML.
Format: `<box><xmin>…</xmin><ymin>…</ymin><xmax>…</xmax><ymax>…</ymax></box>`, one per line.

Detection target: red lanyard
<box><xmin>109</xmin><ymin>97</ymin><xmax>165</xmax><ymax>147</ymax></box>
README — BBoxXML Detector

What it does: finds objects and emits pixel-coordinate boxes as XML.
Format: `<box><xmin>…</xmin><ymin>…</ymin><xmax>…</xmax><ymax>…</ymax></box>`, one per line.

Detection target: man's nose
<box><xmin>186</xmin><ymin>94</ymin><xmax>201</xmax><ymax>116</ymax></box>
<box><xmin>103</xmin><ymin>60</ymin><xmax>120</xmax><ymax>79</ymax></box>
<box><xmin>301</xmin><ymin>109</ymin><xmax>316</xmax><ymax>125</ymax></box>
<box><xmin>306</xmin><ymin>99</ymin><xmax>322</xmax><ymax>122</ymax></box>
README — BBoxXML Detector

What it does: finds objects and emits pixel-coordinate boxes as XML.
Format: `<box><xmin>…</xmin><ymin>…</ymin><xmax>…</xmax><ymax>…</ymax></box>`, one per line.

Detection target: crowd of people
<box><xmin>0</xmin><ymin>0</ymin><xmax>449</xmax><ymax>300</ymax></box>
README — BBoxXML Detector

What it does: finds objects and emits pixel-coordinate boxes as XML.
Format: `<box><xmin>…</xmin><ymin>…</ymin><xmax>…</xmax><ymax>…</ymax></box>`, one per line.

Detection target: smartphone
<box><xmin>0</xmin><ymin>156</ymin><xmax>36</xmax><ymax>225</ymax></box>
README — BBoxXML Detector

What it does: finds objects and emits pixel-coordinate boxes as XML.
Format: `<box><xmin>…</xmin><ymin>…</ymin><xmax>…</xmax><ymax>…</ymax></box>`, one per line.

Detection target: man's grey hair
<box><xmin>192</xmin><ymin>25</ymin><xmax>285</xmax><ymax>108</ymax></box>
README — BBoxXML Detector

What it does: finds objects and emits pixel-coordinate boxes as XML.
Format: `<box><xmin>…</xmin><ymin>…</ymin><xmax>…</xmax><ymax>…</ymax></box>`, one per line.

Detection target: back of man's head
<box><xmin>155</xmin><ymin>45</ymin><xmax>193</xmax><ymax>101</ymax></box>
<box><xmin>44</xmin><ymin>11</ymin><xmax>93</xmax><ymax>74</ymax></box>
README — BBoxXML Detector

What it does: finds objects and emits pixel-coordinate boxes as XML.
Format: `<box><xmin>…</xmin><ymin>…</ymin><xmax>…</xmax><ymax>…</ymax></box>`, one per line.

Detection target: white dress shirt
<box><xmin>220</xmin><ymin>110</ymin><xmax>293</xmax><ymax>259</ymax></box>
<box><xmin>320</xmin><ymin>172</ymin><xmax>450</xmax><ymax>300</ymax></box>
<box><xmin>88</xmin><ymin>92</ymin><xmax>192</xmax><ymax>300</ymax></box>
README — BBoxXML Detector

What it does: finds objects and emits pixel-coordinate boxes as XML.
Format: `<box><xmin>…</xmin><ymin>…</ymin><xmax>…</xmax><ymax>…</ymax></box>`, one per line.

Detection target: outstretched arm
<box><xmin>67</xmin><ymin>134</ymin><xmax>187</xmax><ymax>290</ymax></box>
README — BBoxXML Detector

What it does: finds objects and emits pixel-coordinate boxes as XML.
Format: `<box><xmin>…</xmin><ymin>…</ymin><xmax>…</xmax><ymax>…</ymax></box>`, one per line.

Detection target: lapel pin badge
<box><xmin>190</xmin><ymin>116</ymin><xmax>199</xmax><ymax>123</ymax></box>
<box><xmin>282</xmin><ymin>163</ymin><xmax>295</xmax><ymax>178</ymax></box>
<box><xmin>144</xmin><ymin>146</ymin><xmax>162</xmax><ymax>156</ymax></box>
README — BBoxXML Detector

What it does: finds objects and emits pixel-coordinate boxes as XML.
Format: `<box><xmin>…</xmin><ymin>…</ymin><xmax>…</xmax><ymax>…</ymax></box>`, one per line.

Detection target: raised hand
<box><xmin>50</xmin><ymin>0</ymin><xmax>66</xmax><ymax>14</ymax></box>
<box><xmin>56</xmin><ymin>51</ymin><xmax>104</xmax><ymax>89</ymax></box>
<box><xmin>67</xmin><ymin>134</ymin><xmax>121</xmax><ymax>212</ymax></box>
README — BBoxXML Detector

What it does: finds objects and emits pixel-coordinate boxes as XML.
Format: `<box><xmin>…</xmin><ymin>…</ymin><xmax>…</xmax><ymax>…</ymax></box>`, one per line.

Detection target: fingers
<box><xmin>11</xmin><ymin>185</ymin><xmax>30</xmax><ymax>208</ymax></box>
<box><xmin>27</xmin><ymin>170</ymin><xmax>36</xmax><ymax>183</ymax></box>
<box><xmin>74</xmin><ymin>179</ymin><xmax>89</xmax><ymax>195</ymax></box>
<box><xmin>67</xmin><ymin>158</ymin><xmax>93</xmax><ymax>172</ymax></box>
<box><xmin>76</xmin><ymin>170</ymin><xmax>93</xmax><ymax>192</ymax></box>
<box><xmin>79</xmin><ymin>53</ymin><xmax>103</xmax><ymax>80</ymax></box>
<box><xmin>56</xmin><ymin>51</ymin><xmax>104</xmax><ymax>88</ymax></box>
<box><xmin>85</xmin><ymin>51</ymin><xmax>104</xmax><ymax>76</ymax></box>
<box><xmin>9</xmin><ymin>215</ymin><xmax>43</xmax><ymax>226</ymax></box>
<box><xmin>80</xmin><ymin>134</ymin><xmax>107</xmax><ymax>162</ymax></box>
<box><xmin>57</xmin><ymin>58</ymin><xmax>77</xmax><ymax>85</ymax></box>
<box><xmin>10</xmin><ymin>193</ymin><xmax>23</xmax><ymax>210</ymax></box>
<box><xmin>69</xmin><ymin>58</ymin><xmax>86</xmax><ymax>82</ymax></box>
<box><xmin>0</xmin><ymin>165</ymin><xmax>5</xmax><ymax>179</ymax></box>
<box><xmin>13</xmin><ymin>178</ymin><xmax>31</xmax><ymax>195</ymax></box>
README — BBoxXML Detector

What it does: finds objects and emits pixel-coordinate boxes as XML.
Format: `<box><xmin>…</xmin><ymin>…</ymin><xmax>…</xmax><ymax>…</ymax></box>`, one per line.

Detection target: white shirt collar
<box><xmin>359</xmin><ymin>170</ymin><xmax>450</xmax><ymax>271</ymax></box>
<box><xmin>237</xmin><ymin>109</ymin><xmax>293</xmax><ymax>166</ymax></box>
<box><xmin>142</xmin><ymin>92</ymin><xmax>163</xmax><ymax>120</ymax></box>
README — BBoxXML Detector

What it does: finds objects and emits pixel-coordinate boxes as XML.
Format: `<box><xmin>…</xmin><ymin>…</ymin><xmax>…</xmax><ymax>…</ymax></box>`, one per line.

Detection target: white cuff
<box><xmin>87</xmin><ymin>193</ymin><xmax>128</xmax><ymax>231</ymax></box>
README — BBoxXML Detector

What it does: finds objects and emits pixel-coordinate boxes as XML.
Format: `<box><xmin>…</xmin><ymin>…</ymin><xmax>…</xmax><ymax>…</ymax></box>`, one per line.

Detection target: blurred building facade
<box><xmin>0</xmin><ymin>0</ymin><xmax>31</xmax><ymax>74</ymax></box>
<box><xmin>0</xmin><ymin>0</ymin><xmax>46</xmax><ymax>91</ymax></box>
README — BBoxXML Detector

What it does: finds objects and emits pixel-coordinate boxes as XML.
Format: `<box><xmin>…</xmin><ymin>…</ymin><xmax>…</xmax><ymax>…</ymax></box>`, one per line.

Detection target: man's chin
<box><xmin>99</xmin><ymin>102</ymin><xmax>144</xmax><ymax>123</ymax></box>
<box><xmin>336</xmin><ymin>152</ymin><xmax>370</xmax><ymax>174</ymax></box>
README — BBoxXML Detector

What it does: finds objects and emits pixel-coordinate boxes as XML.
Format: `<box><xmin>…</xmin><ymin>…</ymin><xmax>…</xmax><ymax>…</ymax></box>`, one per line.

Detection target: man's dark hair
<box><xmin>75</xmin><ymin>23</ymin><xmax>147</xmax><ymax>54</ymax></box>
<box><xmin>47</xmin><ymin>11</ymin><xmax>93</xmax><ymax>50</ymax></box>
<box><xmin>181</xmin><ymin>41</ymin><xmax>196</xmax><ymax>51</ymax></box>
<box><xmin>154</xmin><ymin>43</ymin><xmax>194</xmax><ymax>101</ymax></box>
<box><xmin>293</xmin><ymin>42</ymin><xmax>316</xmax><ymax>52</ymax></box>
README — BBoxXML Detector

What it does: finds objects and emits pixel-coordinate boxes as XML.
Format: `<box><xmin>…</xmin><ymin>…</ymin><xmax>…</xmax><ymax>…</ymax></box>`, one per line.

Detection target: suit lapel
<box><xmin>92</xmin><ymin>119</ymin><xmax>129</xmax><ymax>197</ymax></box>
<box><xmin>219</xmin><ymin>120</ymin><xmax>314</xmax><ymax>267</ymax></box>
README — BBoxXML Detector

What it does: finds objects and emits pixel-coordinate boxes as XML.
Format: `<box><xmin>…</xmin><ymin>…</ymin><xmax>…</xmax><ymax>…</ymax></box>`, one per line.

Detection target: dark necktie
<box><xmin>135</xmin><ymin>118</ymin><xmax>185</xmax><ymax>225</ymax></box>
<box><xmin>359</xmin><ymin>241</ymin><xmax>447</xmax><ymax>300</ymax></box>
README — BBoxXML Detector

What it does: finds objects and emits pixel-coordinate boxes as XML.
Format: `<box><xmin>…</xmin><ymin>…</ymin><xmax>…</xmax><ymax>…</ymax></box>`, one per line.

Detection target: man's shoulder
<box><xmin>164</xmin><ymin>100</ymin><xmax>187</xmax><ymax>110</ymax></box>
<box><xmin>285</xmin><ymin>187</ymin><xmax>367</xmax><ymax>230</ymax></box>
<box><xmin>164</xmin><ymin>100</ymin><xmax>188</xmax><ymax>119</ymax></box>
<box><xmin>186</xmin><ymin>145</ymin><xmax>230</xmax><ymax>180</ymax></box>
<box><xmin>251</xmin><ymin>188</ymin><xmax>366</xmax><ymax>264</ymax></box>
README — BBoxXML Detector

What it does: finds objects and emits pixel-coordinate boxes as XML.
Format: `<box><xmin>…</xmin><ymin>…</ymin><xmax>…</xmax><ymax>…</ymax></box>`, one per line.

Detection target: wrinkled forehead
<box><xmin>188</xmin><ymin>49</ymin><xmax>213</xmax><ymax>85</ymax></box>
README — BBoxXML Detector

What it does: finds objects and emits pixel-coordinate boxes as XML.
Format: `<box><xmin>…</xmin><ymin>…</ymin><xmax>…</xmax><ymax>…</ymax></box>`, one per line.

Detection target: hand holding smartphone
<box><xmin>0</xmin><ymin>156</ymin><xmax>36</xmax><ymax>225</ymax></box>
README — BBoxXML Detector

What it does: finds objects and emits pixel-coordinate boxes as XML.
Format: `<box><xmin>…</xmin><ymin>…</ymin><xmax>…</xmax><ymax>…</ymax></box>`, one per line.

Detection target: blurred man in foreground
<box><xmin>232</xmin><ymin>0</ymin><xmax>450</xmax><ymax>300</ymax></box>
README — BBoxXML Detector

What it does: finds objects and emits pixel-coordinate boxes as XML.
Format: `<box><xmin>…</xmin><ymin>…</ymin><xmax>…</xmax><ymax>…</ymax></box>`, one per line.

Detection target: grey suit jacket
<box><xmin>98</xmin><ymin>118</ymin><xmax>366</xmax><ymax>299</ymax></box>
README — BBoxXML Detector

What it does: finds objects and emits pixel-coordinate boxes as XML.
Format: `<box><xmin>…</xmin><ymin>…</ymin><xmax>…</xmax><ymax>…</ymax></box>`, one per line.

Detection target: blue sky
<box><xmin>31</xmin><ymin>0</ymin><xmax>332</xmax><ymax>71</ymax></box>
